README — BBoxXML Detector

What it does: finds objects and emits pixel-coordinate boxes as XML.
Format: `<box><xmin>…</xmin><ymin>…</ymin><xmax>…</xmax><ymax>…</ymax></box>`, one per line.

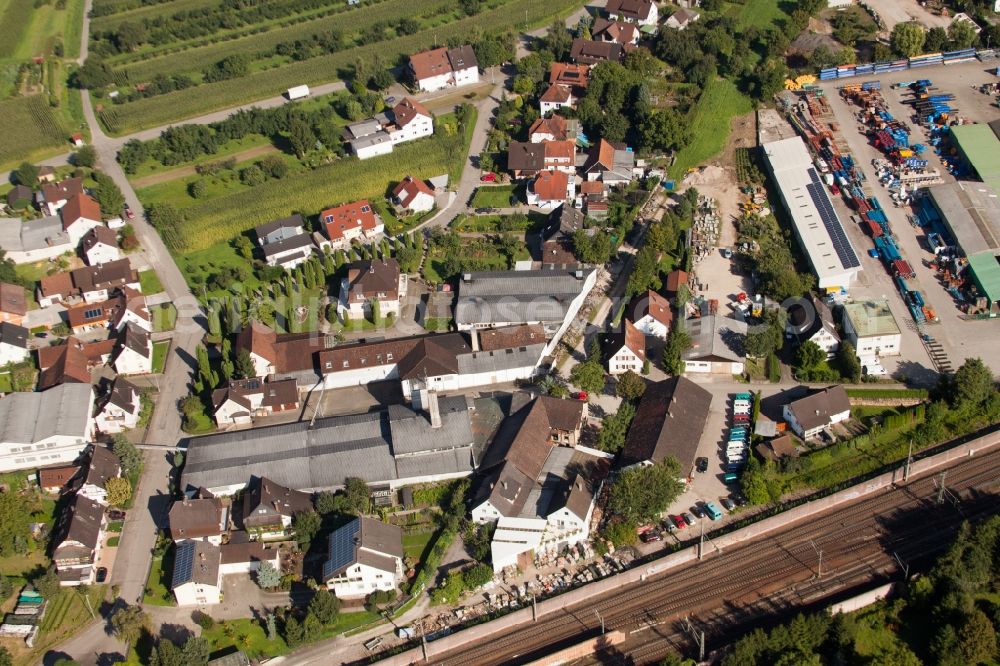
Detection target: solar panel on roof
<box><xmin>172</xmin><ymin>541</ymin><xmax>196</xmax><ymax>588</ymax></box>
<box><xmin>323</xmin><ymin>519</ymin><xmax>360</xmax><ymax>579</ymax></box>
<box><xmin>805</xmin><ymin>168</ymin><xmax>861</xmax><ymax>269</ymax></box>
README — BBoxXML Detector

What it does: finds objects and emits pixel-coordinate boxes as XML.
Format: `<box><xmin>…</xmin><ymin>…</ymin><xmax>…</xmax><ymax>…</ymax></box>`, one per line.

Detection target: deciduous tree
<box><xmin>105</xmin><ymin>477</ymin><xmax>132</xmax><ymax>507</ymax></box>
<box><xmin>606</xmin><ymin>458</ymin><xmax>684</xmax><ymax>522</ymax></box>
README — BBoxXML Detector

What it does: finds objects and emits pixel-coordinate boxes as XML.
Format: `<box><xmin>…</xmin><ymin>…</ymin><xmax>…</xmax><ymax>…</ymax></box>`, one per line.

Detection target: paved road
<box><xmin>52</xmin><ymin>0</ymin><xmax>205</xmax><ymax>660</ymax></box>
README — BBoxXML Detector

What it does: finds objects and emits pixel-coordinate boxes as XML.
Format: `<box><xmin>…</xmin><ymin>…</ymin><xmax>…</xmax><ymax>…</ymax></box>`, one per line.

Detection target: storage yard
<box><xmin>812</xmin><ymin>59</ymin><xmax>1000</xmax><ymax>379</ymax></box>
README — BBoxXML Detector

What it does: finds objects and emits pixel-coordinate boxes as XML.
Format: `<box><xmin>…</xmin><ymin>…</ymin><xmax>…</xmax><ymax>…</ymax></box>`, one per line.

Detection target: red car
<box><xmin>124</xmin><ymin>205</ymin><xmax>135</xmax><ymax>220</ymax></box>
<box><xmin>672</xmin><ymin>514</ymin><xmax>687</xmax><ymax>529</ymax></box>
<box><xmin>480</xmin><ymin>172</ymin><xmax>497</xmax><ymax>182</ymax></box>
<box><xmin>572</xmin><ymin>391</ymin><xmax>588</xmax><ymax>401</ymax></box>
<box><xmin>640</xmin><ymin>530</ymin><xmax>663</xmax><ymax>543</ymax></box>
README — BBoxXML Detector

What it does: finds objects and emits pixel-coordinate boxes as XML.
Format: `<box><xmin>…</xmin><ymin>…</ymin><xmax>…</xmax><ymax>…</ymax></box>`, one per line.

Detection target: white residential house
<box><xmin>219</xmin><ymin>540</ymin><xmax>280</xmax><ymax>575</ymax></box>
<box><xmin>607</xmin><ymin>319</ymin><xmax>645</xmax><ymax>375</ymax></box>
<box><xmin>81</xmin><ymin>226</ymin><xmax>121</xmax><ymax>266</ymax></box>
<box><xmin>782</xmin><ymin>386</ymin><xmax>851</xmax><ymax>439</ymax></box>
<box><xmin>385</xmin><ymin>98</ymin><xmax>433</xmax><ymax>143</ymax></box>
<box><xmin>539</xmin><ymin>84</ymin><xmax>575</xmax><ymax>115</ymax></box>
<box><xmin>242</xmin><ymin>477</ymin><xmax>313</xmax><ymax>541</ymax></box>
<box><xmin>113</xmin><ymin>324</ymin><xmax>153</xmax><ymax>375</ymax></box>
<box><xmin>168</xmin><ymin>494</ymin><xmax>229</xmax><ymax>545</ymax></box>
<box><xmin>788</xmin><ymin>295</ymin><xmax>840</xmax><ymax>358</ymax></box>
<box><xmin>409</xmin><ymin>45</ymin><xmax>479</xmax><ymax>92</ymax></box>
<box><xmin>94</xmin><ymin>378</ymin><xmax>143</xmax><ymax>435</ymax></box>
<box><xmin>60</xmin><ymin>194</ymin><xmax>103</xmax><ymax>246</ymax></box>
<box><xmin>75</xmin><ymin>445</ymin><xmax>121</xmax><ymax>505</ymax></box>
<box><xmin>171</xmin><ymin>540</ymin><xmax>223</xmax><ymax>606</ymax></box>
<box><xmin>40</xmin><ymin>178</ymin><xmax>84</xmax><ymax>217</ymax></box>
<box><xmin>0</xmin><ymin>322</ymin><xmax>29</xmax><ymax>366</ymax></box>
<box><xmin>527</xmin><ymin>170</ymin><xmax>575</xmax><ymax>210</ymax></box>
<box><xmin>53</xmin><ymin>494</ymin><xmax>106</xmax><ymax>586</ymax></box>
<box><xmin>337</xmin><ymin>259</ymin><xmax>405</xmax><ymax>320</ymax></box>
<box><xmin>0</xmin><ymin>383</ymin><xmax>95</xmax><ymax>472</ymax></box>
<box><xmin>392</xmin><ymin>176</ymin><xmax>435</xmax><ymax>213</ymax></box>
<box><xmin>211</xmin><ymin>378</ymin><xmax>299</xmax><ymax>427</ymax></box>
<box><xmin>682</xmin><ymin>315</ymin><xmax>748</xmax><ymax>375</ymax></box>
<box><xmin>320</xmin><ymin>200</ymin><xmax>385</xmax><ymax>251</ymax></box>
<box><xmin>345</xmin><ymin>98</ymin><xmax>434</xmax><ymax>159</ymax></box>
<box><xmin>604</xmin><ymin>0</ymin><xmax>658</xmax><ymax>26</ymax></box>
<box><xmin>665</xmin><ymin>8</ymin><xmax>700</xmax><ymax>30</ymax></box>
<box><xmin>255</xmin><ymin>214</ymin><xmax>314</xmax><ymax>270</ymax></box>
<box><xmin>627</xmin><ymin>290</ymin><xmax>672</xmax><ymax>340</ymax></box>
<box><xmin>322</xmin><ymin>516</ymin><xmax>404</xmax><ymax>598</ymax></box>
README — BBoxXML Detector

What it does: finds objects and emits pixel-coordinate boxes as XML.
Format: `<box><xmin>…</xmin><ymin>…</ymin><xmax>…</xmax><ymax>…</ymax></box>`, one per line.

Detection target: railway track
<box><xmin>428</xmin><ymin>447</ymin><xmax>1000</xmax><ymax>666</ymax></box>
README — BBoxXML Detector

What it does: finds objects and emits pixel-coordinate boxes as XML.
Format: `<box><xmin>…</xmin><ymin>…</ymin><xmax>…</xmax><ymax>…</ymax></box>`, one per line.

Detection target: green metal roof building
<box><xmin>967</xmin><ymin>252</ymin><xmax>1000</xmax><ymax>308</ymax></box>
<box><xmin>950</xmin><ymin>125</ymin><xmax>1000</xmax><ymax>192</ymax></box>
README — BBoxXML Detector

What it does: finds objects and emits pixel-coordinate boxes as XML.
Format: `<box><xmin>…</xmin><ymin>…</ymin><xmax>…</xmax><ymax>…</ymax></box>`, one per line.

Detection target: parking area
<box><xmin>815</xmin><ymin>61</ymin><xmax>1000</xmax><ymax>379</ymax></box>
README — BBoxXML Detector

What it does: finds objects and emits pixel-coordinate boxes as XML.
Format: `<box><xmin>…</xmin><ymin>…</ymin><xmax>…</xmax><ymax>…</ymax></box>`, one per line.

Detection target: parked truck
<box><xmin>287</xmin><ymin>85</ymin><xmax>310</xmax><ymax>101</ymax></box>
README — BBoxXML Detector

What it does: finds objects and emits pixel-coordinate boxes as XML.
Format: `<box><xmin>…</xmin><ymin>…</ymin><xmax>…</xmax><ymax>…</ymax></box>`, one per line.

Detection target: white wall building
<box><xmin>762</xmin><ymin>137</ymin><xmax>862</xmax><ymax>292</ymax></box>
<box><xmin>0</xmin><ymin>322</ymin><xmax>29</xmax><ymax>366</ymax></box>
<box><xmin>94</xmin><ymin>379</ymin><xmax>142</xmax><ymax>435</ymax></box>
<box><xmin>0</xmin><ymin>384</ymin><xmax>94</xmax><ymax>472</ymax></box>
<box><xmin>607</xmin><ymin>320</ymin><xmax>645</xmax><ymax>375</ymax></box>
<box><xmin>682</xmin><ymin>315</ymin><xmax>748</xmax><ymax>376</ymax></box>
<box><xmin>323</xmin><ymin>517</ymin><xmax>404</xmax><ymax>598</ymax></box>
<box><xmin>842</xmin><ymin>299</ymin><xmax>902</xmax><ymax>357</ymax></box>
<box><xmin>782</xmin><ymin>385</ymin><xmax>852</xmax><ymax>439</ymax></box>
<box><xmin>113</xmin><ymin>324</ymin><xmax>153</xmax><ymax>376</ymax></box>
<box><xmin>172</xmin><ymin>540</ymin><xmax>223</xmax><ymax>606</ymax></box>
<box><xmin>81</xmin><ymin>226</ymin><xmax>121</xmax><ymax>266</ymax></box>
<box><xmin>409</xmin><ymin>45</ymin><xmax>479</xmax><ymax>92</ymax></box>
<box><xmin>0</xmin><ymin>216</ymin><xmax>73</xmax><ymax>264</ymax></box>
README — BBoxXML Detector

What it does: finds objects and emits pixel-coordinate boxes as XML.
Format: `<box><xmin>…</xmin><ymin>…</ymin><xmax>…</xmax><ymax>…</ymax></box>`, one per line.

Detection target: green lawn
<box><xmin>151</xmin><ymin>340</ymin><xmax>170</xmax><ymax>374</ymax></box>
<box><xmin>130</xmin><ymin>133</ymin><xmax>275</xmax><ymax>180</ymax></box>
<box><xmin>143</xmin><ymin>548</ymin><xmax>176</xmax><ymax>607</ymax></box>
<box><xmin>402</xmin><ymin>530</ymin><xmax>436</xmax><ymax>562</ymax></box>
<box><xmin>106</xmin><ymin>536</ymin><xmax>120</xmax><ymax>547</ymax></box>
<box><xmin>29</xmin><ymin>584</ymin><xmax>105</xmax><ymax>663</ymax></box>
<box><xmin>0</xmin><ymin>373</ymin><xmax>12</xmax><ymax>393</ymax></box>
<box><xmin>138</xmin><ymin>269</ymin><xmax>164</xmax><ymax>294</ymax></box>
<box><xmin>423</xmin><ymin>317</ymin><xmax>452</xmax><ymax>332</ymax></box>
<box><xmin>668</xmin><ymin>77</ymin><xmax>753</xmax><ymax>180</ymax></box>
<box><xmin>471</xmin><ymin>185</ymin><xmax>516</xmax><ymax>208</ymax></box>
<box><xmin>451</xmin><ymin>212</ymin><xmax>545</xmax><ymax>233</ymax></box>
<box><xmin>201</xmin><ymin>610</ymin><xmax>381</xmax><ymax>660</ymax></box>
<box><xmin>725</xmin><ymin>0</ymin><xmax>791</xmax><ymax>29</ymax></box>
<box><xmin>152</xmin><ymin>303</ymin><xmax>177</xmax><ymax>332</ymax></box>
<box><xmin>107</xmin><ymin>520</ymin><xmax>124</xmax><ymax>533</ymax></box>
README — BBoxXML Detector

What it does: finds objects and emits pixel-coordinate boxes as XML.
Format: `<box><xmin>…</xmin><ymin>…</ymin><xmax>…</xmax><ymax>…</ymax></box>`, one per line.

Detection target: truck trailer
<box><xmin>287</xmin><ymin>85</ymin><xmax>310</xmax><ymax>100</ymax></box>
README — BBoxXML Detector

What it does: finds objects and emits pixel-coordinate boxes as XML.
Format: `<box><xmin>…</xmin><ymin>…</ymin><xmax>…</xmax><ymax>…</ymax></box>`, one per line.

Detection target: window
<box><xmin>83</xmin><ymin>308</ymin><xmax>102</xmax><ymax>319</ymax></box>
<box><xmin>386</xmin><ymin>353</ymin><xmax>393</xmax><ymax>361</ymax></box>
<box><xmin>361</xmin><ymin>205</ymin><xmax>371</xmax><ymax>213</ymax></box>
<box><xmin>343</xmin><ymin>360</ymin><xmax>349</xmax><ymax>368</ymax></box>
<box><xmin>325</xmin><ymin>361</ymin><xmax>332</xmax><ymax>369</ymax></box>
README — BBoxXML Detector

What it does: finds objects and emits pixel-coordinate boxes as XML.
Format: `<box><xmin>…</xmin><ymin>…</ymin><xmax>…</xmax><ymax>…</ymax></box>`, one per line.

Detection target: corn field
<box><xmin>0</xmin><ymin>95</ymin><xmax>68</xmax><ymax>164</ymax></box>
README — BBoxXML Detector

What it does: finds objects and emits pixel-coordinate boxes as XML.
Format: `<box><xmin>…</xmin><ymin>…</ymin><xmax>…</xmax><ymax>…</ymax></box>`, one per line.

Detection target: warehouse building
<box><xmin>927</xmin><ymin>173</ymin><xmax>1000</xmax><ymax>313</ymax></box>
<box><xmin>841</xmin><ymin>299</ymin><xmax>901</xmax><ymax>358</ymax></box>
<box><xmin>761</xmin><ymin>137</ymin><xmax>862</xmax><ymax>292</ymax></box>
<box><xmin>949</xmin><ymin>124</ymin><xmax>1000</xmax><ymax>192</ymax></box>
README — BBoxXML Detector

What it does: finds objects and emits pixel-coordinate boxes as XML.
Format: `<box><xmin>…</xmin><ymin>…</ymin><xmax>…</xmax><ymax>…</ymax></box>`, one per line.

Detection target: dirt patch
<box><xmin>131</xmin><ymin>143</ymin><xmax>280</xmax><ymax>188</ymax></box>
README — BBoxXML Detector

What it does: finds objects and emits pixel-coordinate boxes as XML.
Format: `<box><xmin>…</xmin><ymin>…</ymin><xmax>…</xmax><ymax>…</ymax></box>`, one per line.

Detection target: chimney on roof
<box><xmin>427</xmin><ymin>391</ymin><xmax>442</xmax><ymax>428</ymax></box>
<box><xmin>470</xmin><ymin>328</ymin><xmax>479</xmax><ymax>352</ymax></box>
<box><xmin>501</xmin><ymin>480</ymin><xmax>508</xmax><ymax>490</ymax></box>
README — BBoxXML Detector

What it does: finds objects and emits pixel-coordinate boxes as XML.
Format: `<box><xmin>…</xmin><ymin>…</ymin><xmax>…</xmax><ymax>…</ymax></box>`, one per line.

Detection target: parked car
<box><xmin>732</xmin><ymin>492</ymin><xmax>748</xmax><ymax>506</ymax></box>
<box><xmin>704</xmin><ymin>502</ymin><xmax>723</xmax><ymax>521</ymax></box>
<box><xmin>572</xmin><ymin>391</ymin><xmax>588</xmax><ymax>401</ymax></box>
<box><xmin>385</xmin><ymin>96</ymin><xmax>396</xmax><ymax>105</ymax></box>
<box><xmin>696</xmin><ymin>457</ymin><xmax>709</xmax><ymax>473</ymax></box>
<box><xmin>662</xmin><ymin>519</ymin><xmax>677</xmax><ymax>533</ymax></box>
<box><xmin>480</xmin><ymin>172</ymin><xmax>497</xmax><ymax>182</ymax></box>
<box><xmin>124</xmin><ymin>205</ymin><xmax>135</xmax><ymax>220</ymax></box>
<box><xmin>95</xmin><ymin>567</ymin><xmax>107</xmax><ymax>583</ymax></box>
<box><xmin>682</xmin><ymin>511</ymin><xmax>697</xmax><ymax>526</ymax></box>
<box><xmin>672</xmin><ymin>514</ymin><xmax>687</xmax><ymax>529</ymax></box>
<box><xmin>640</xmin><ymin>530</ymin><xmax>663</xmax><ymax>543</ymax></box>
<box><xmin>720</xmin><ymin>498</ymin><xmax>736</xmax><ymax>511</ymax></box>
<box><xmin>108</xmin><ymin>510</ymin><xmax>126</xmax><ymax>520</ymax></box>
<box><xmin>691</xmin><ymin>504</ymin><xmax>706</xmax><ymax>519</ymax></box>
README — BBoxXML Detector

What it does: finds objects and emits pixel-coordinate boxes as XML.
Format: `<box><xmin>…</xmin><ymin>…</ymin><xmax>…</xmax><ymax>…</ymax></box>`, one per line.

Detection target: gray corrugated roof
<box><xmin>456</xmin><ymin>343</ymin><xmax>544</xmax><ymax>374</ymax></box>
<box><xmin>261</xmin><ymin>233</ymin><xmax>313</xmax><ymax>258</ymax></box>
<box><xmin>182</xmin><ymin>399</ymin><xmax>474</xmax><ymax>492</ymax></box>
<box><xmin>683</xmin><ymin>315</ymin><xmax>747</xmax><ymax>363</ymax></box>
<box><xmin>455</xmin><ymin>268</ymin><xmax>594</xmax><ymax>326</ymax></box>
<box><xmin>347</xmin><ymin>118</ymin><xmax>383</xmax><ymax>139</ymax></box>
<box><xmin>351</xmin><ymin>130</ymin><xmax>393</xmax><ymax>151</ymax></box>
<box><xmin>0</xmin><ymin>383</ymin><xmax>92</xmax><ymax>445</ymax></box>
<box><xmin>0</xmin><ymin>215</ymin><xmax>69</xmax><ymax>252</ymax></box>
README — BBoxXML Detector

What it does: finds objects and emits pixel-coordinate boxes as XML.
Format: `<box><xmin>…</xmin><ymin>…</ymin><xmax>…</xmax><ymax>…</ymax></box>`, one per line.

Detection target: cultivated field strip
<box><xmin>115</xmin><ymin>0</ymin><xmax>454</xmax><ymax>81</ymax></box>
<box><xmin>90</xmin><ymin>0</ymin><xmax>214</xmax><ymax>32</ymax></box>
<box><xmin>100</xmin><ymin>0</ymin><xmax>583</xmax><ymax>134</ymax></box>
<box><xmin>425</xmin><ymin>449</ymin><xmax>1000</xmax><ymax>665</ymax></box>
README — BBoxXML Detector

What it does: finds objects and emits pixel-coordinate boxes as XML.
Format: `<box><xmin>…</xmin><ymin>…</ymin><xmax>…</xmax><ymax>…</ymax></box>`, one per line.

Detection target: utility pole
<box><xmin>683</xmin><ymin>616</ymin><xmax>705</xmax><ymax>662</ymax></box>
<box><xmin>532</xmin><ymin>593</ymin><xmax>537</xmax><ymax>622</ymax></box>
<box><xmin>893</xmin><ymin>551</ymin><xmax>910</xmax><ymax>580</ymax></box>
<box><xmin>419</xmin><ymin>619</ymin><xmax>428</xmax><ymax>662</ymax></box>
<box><xmin>903</xmin><ymin>438</ymin><xmax>913</xmax><ymax>482</ymax></box>
<box><xmin>595</xmin><ymin>610</ymin><xmax>605</xmax><ymax>635</ymax></box>
<box><xmin>698</xmin><ymin>520</ymin><xmax>705</xmax><ymax>560</ymax></box>
<box><xmin>936</xmin><ymin>470</ymin><xmax>947</xmax><ymax>505</ymax></box>
<box><xmin>809</xmin><ymin>540</ymin><xmax>823</xmax><ymax>578</ymax></box>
